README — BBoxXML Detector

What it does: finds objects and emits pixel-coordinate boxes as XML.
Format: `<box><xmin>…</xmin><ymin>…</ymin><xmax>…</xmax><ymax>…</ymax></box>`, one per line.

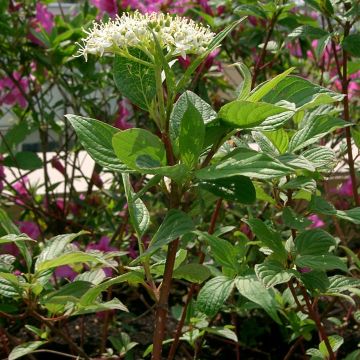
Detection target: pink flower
<box><xmin>0</xmin><ymin>155</ymin><xmax>5</xmax><ymax>193</ymax></box>
<box><xmin>51</xmin><ymin>156</ymin><xmax>66</xmax><ymax>176</ymax></box>
<box><xmin>114</xmin><ymin>99</ymin><xmax>133</xmax><ymax>130</ymax></box>
<box><xmin>287</xmin><ymin>42</ymin><xmax>303</xmax><ymax>58</ymax></box>
<box><xmin>121</xmin><ymin>0</ymin><xmax>163</xmax><ymax>13</ymax></box>
<box><xmin>55</xmin><ymin>265</ymin><xmax>78</xmax><ymax>281</ymax></box>
<box><xmin>87</xmin><ymin>236</ymin><xmax>117</xmax><ymax>276</ymax></box>
<box><xmin>18</xmin><ymin>221</ymin><xmax>40</xmax><ymax>239</ymax></box>
<box><xmin>12</xmin><ymin>176</ymin><xmax>31</xmax><ymax>205</ymax></box>
<box><xmin>331</xmin><ymin>178</ymin><xmax>354</xmax><ymax>197</ymax></box>
<box><xmin>91</xmin><ymin>0</ymin><xmax>118</xmax><ymax>18</ymax></box>
<box><xmin>0</xmin><ymin>71</ymin><xmax>31</xmax><ymax>108</ymax></box>
<box><xmin>307</xmin><ymin>214</ymin><xmax>325</xmax><ymax>229</ymax></box>
<box><xmin>29</xmin><ymin>4</ymin><xmax>54</xmax><ymax>45</ymax></box>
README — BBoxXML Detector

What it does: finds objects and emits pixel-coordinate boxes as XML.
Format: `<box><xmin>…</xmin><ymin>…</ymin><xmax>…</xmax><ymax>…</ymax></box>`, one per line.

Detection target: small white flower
<box><xmin>76</xmin><ymin>11</ymin><xmax>215</xmax><ymax>62</ymax></box>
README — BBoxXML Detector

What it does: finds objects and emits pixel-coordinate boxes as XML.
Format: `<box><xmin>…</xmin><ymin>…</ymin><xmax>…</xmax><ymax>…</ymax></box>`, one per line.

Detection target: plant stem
<box><xmin>167</xmin><ymin>199</ymin><xmax>223</xmax><ymax>360</ymax></box>
<box><xmin>299</xmin><ymin>286</ymin><xmax>336</xmax><ymax>360</ymax></box>
<box><xmin>251</xmin><ymin>12</ymin><xmax>279</xmax><ymax>88</ymax></box>
<box><xmin>341</xmin><ymin>22</ymin><xmax>359</xmax><ymax>206</ymax></box>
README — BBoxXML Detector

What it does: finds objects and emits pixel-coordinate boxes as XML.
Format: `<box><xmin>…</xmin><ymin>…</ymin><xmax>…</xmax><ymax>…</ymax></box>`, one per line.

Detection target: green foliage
<box><xmin>113</xmin><ymin>50</ymin><xmax>156</xmax><ymax>110</ymax></box>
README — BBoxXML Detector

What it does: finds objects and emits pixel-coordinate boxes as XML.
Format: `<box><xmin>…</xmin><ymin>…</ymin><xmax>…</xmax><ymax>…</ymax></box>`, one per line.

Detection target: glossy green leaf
<box><xmin>113</xmin><ymin>50</ymin><xmax>156</xmax><ymax>110</ymax></box>
<box><xmin>262</xmin><ymin>76</ymin><xmax>344</xmax><ymax>111</ymax></box>
<box><xmin>9</xmin><ymin>341</ymin><xmax>47</xmax><ymax>360</ymax></box>
<box><xmin>139</xmin><ymin>209</ymin><xmax>194</xmax><ymax>259</ymax></box>
<box><xmin>66</xmin><ymin>115</ymin><xmax>129</xmax><ymax>172</ymax></box>
<box><xmin>219</xmin><ymin>100</ymin><xmax>294</xmax><ymax>129</ymax></box>
<box><xmin>112</xmin><ymin>128</ymin><xmax>166</xmax><ymax>170</ymax></box>
<box><xmin>170</xmin><ymin>91</ymin><xmax>216</xmax><ymax>156</ymax></box>
<box><xmin>198</xmin><ymin>232</ymin><xmax>238</xmax><ymax>271</ymax></box>
<box><xmin>264</xmin><ymin>129</ymin><xmax>289</xmax><ymax>154</ymax></box>
<box><xmin>295</xmin><ymin>255</ymin><xmax>347</xmax><ymax>272</ymax></box>
<box><xmin>74</xmin><ymin>298</ymin><xmax>128</xmax><ymax>315</ymax></box>
<box><xmin>302</xmin><ymin>146</ymin><xmax>336</xmax><ymax>170</ymax></box>
<box><xmin>196</xmin><ymin>148</ymin><xmax>293</xmax><ymax>181</ymax></box>
<box><xmin>173</xmin><ymin>263</ymin><xmax>211</xmax><ymax>284</ymax></box>
<box><xmin>197</xmin><ymin>276</ymin><xmax>235</xmax><ymax>316</ymax></box>
<box><xmin>198</xmin><ymin>175</ymin><xmax>256</xmax><ymax>204</ymax></box>
<box><xmin>342</xmin><ymin>34</ymin><xmax>360</xmax><ymax>57</ymax></box>
<box><xmin>236</xmin><ymin>275</ymin><xmax>281</xmax><ymax>324</ymax></box>
<box><xmin>295</xmin><ymin>229</ymin><xmax>336</xmax><ymax>256</ymax></box>
<box><xmin>288</xmin><ymin>116</ymin><xmax>350</xmax><ymax>152</ymax></box>
<box><xmin>247</xmin><ymin>219</ymin><xmax>287</xmax><ymax>261</ymax></box>
<box><xmin>319</xmin><ymin>335</ymin><xmax>343</xmax><ymax>358</ymax></box>
<box><xmin>282</xmin><ymin>207</ymin><xmax>312</xmax><ymax>231</ymax></box>
<box><xmin>255</xmin><ymin>260</ymin><xmax>297</xmax><ymax>288</ymax></box>
<box><xmin>4</xmin><ymin>152</ymin><xmax>42</xmax><ymax>170</ymax></box>
<box><xmin>248</xmin><ymin>67</ymin><xmax>295</xmax><ymax>102</ymax></box>
<box><xmin>35</xmin><ymin>231</ymin><xmax>87</xmax><ymax>272</ymax></box>
<box><xmin>0</xmin><ymin>233</ymin><xmax>35</xmax><ymax>244</ymax></box>
<box><xmin>235</xmin><ymin>63</ymin><xmax>252</xmax><ymax>100</ymax></box>
<box><xmin>122</xmin><ymin>174</ymin><xmax>149</xmax><ymax>239</ymax></box>
<box><xmin>288</xmin><ymin>25</ymin><xmax>329</xmax><ymax>40</ymax></box>
<box><xmin>179</xmin><ymin>101</ymin><xmax>205</xmax><ymax>168</ymax></box>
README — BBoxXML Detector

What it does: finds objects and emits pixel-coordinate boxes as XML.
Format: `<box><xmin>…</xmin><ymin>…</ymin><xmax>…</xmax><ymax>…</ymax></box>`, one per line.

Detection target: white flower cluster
<box><xmin>77</xmin><ymin>12</ymin><xmax>215</xmax><ymax>61</ymax></box>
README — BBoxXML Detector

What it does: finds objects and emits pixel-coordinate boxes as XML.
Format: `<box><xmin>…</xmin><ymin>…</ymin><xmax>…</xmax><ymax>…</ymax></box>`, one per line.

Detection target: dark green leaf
<box><xmin>255</xmin><ymin>260</ymin><xmax>297</xmax><ymax>287</ymax></box>
<box><xmin>66</xmin><ymin>115</ymin><xmax>129</xmax><ymax>172</ymax></box>
<box><xmin>236</xmin><ymin>275</ymin><xmax>281</xmax><ymax>323</ymax></box>
<box><xmin>282</xmin><ymin>207</ymin><xmax>312</xmax><ymax>231</ymax></box>
<box><xmin>219</xmin><ymin>100</ymin><xmax>294</xmax><ymax>129</ymax></box>
<box><xmin>173</xmin><ymin>263</ymin><xmax>211</xmax><ymax>284</ymax></box>
<box><xmin>247</xmin><ymin>219</ymin><xmax>287</xmax><ymax>261</ymax></box>
<box><xmin>198</xmin><ymin>175</ymin><xmax>256</xmax><ymax>204</ymax></box>
<box><xmin>9</xmin><ymin>341</ymin><xmax>47</xmax><ymax>360</ymax></box>
<box><xmin>197</xmin><ymin>276</ymin><xmax>235</xmax><ymax>316</ymax></box>
<box><xmin>179</xmin><ymin>101</ymin><xmax>205</xmax><ymax>168</ymax></box>
<box><xmin>113</xmin><ymin>50</ymin><xmax>156</xmax><ymax>110</ymax></box>
<box><xmin>295</xmin><ymin>229</ymin><xmax>336</xmax><ymax>256</ymax></box>
<box><xmin>4</xmin><ymin>152</ymin><xmax>43</xmax><ymax>170</ymax></box>
<box><xmin>196</xmin><ymin>148</ymin><xmax>293</xmax><ymax>181</ymax></box>
<box><xmin>295</xmin><ymin>255</ymin><xmax>347</xmax><ymax>272</ymax></box>
<box><xmin>342</xmin><ymin>34</ymin><xmax>360</xmax><ymax>57</ymax></box>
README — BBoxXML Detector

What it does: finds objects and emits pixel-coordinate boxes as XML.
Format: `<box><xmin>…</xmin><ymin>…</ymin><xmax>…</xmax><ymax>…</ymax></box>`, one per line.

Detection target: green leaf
<box><xmin>0</xmin><ymin>276</ymin><xmax>21</xmax><ymax>298</ymax></box>
<box><xmin>295</xmin><ymin>229</ymin><xmax>336</xmax><ymax>256</ymax></box>
<box><xmin>35</xmin><ymin>231</ymin><xmax>87</xmax><ymax>272</ymax></box>
<box><xmin>36</xmin><ymin>252</ymin><xmax>111</xmax><ymax>273</ymax></box>
<box><xmin>255</xmin><ymin>260</ymin><xmax>297</xmax><ymax>288</ymax></box>
<box><xmin>326</xmin><ymin>275</ymin><xmax>360</xmax><ymax>294</ymax></box>
<box><xmin>139</xmin><ymin>209</ymin><xmax>194</xmax><ymax>260</ymax></box>
<box><xmin>236</xmin><ymin>275</ymin><xmax>281</xmax><ymax>324</ymax></box>
<box><xmin>0</xmin><ymin>208</ymin><xmax>20</xmax><ymax>234</ymax></box>
<box><xmin>262</xmin><ymin>76</ymin><xmax>344</xmax><ymax>111</ymax></box>
<box><xmin>264</xmin><ymin>129</ymin><xmax>289</xmax><ymax>154</ymax></box>
<box><xmin>122</xmin><ymin>174</ymin><xmax>149</xmax><ymax>239</ymax></box>
<box><xmin>9</xmin><ymin>341</ymin><xmax>47</xmax><ymax>360</ymax></box>
<box><xmin>0</xmin><ymin>121</ymin><xmax>35</xmax><ymax>153</ymax></box>
<box><xmin>300</xmin><ymin>270</ymin><xmax>329</xmax><ymax>293</ymax></box>
<box><xmin>80</xmin><ymin>272</ymin><xmax>144</xmax><ymax>306</ymax></box>
<box><xmin>0</xmin><ymin>233</ymin><xmax>35</xmax><ymax>245</ymax></box>
<box><xmin>235</xmin><ymin>4</ymin><xmax>267</xmax><ymax>19</ymax></box>
<box><xmin>248</xmin><ymin>67</ymin><xmax>295</xmax><ymax>102</ymax></box>
<box><xmin>219</xmin><ymin>100</ymin><xmax>294</xmax><ymax>129</ymax></box>
<box><xmin>170</xmin><ymin>91</ymin><xmax>216</xmax><ymax>156</ymax></box>
<box><xmin>74</xmin><ymin>297</ymin><xmax>128</xmax><ymax>315</ymax></box>
<box><xmin>235</xmin><ymin>63</ymin><xmax>252</xmax><ymax>100</ymax></box>
<box><xmin>179</xmin><ymin>101</ymin><xmax>205</xmax><ymax>168</ymax></box>
<box><xmin>198</xmin><ymin>232</ymin><xmax>238</xmax><ymax>271</ymax></box>
<box><xmin>343</xmin><ymin>350</ymin><xmax>360</xmax><ymax>360</ymax></box>
<box><xmin>302</xmin><ymin>146</ymin><xmax>336</xmax><ymax>170</ymax></box>
<box><xmin>319</xmin><ymin>335</ymin><xmax>343</xmax><ymax>358</ymax></box>
<box><xmin>65</xmin><ymin>115</ymin><xmax>129</xmax><ymax>172</ymax></box>
<box><xmin>247</xmin><ymin>219</ymin><xmax>287</xmax><ymax>261</ymax></box>
<box><xmin>281</xmin><ymin>176</ymin><xmax>317</xmax><ymax>192</ymax></box>
<box><xmin>288</xmin><ymin>25</ymin><xmax>329</xmax><ymax>40</ymax></box>
<box><xmin>113</xmin><ymin>50</ymin><xmax>156</xmax><ymax>110</ymax></box>
<box><xmin>288</xmin><ymin>116</ymin><xmax>350</xmax><ymax>152</ymax></box>
<box><xmin>342</xmin><ymin>34</ymin><xmax>360</xmax><ymax>57</ymax></box>
<box><xmin>74</xmin><ymin>269</ymin><xmax>107</xmax><ymax>285</ymax></box>
<box><xmin>4</xmin><ymin>152</ymin><xmax>43</xmax><ymax>170</ymax></box>
<box><xmin>42</xmin><ymin>281</ymin><xmax>92</xmax><ymax>304</ymax></box>
<box><xmin>352</xmin><ymin>128</ymin><xmax>360</xmax><ymax>149</ymax></box>
<box><xmin>112</xmin><ymin>128</ymin><xmax>166</xmax><ymax>170</ymax></box>
<box><xmin>197</xmin><ymin>276</ymin><xmax>235</xmax><ymax>317</ymax></box>
<box><xmin>282</xmin><ymin>207</ymin><xmax>312</xmax><ymax>231</ymax></box>
<box><xmin>196</xmin><ymin>148</ymin><xmax>293</xmax><ymax>181</ymax></box>
<box><xmin>295</xmin><ymin>255</ymin><xmax>347</xmax><ymax>272</ymax></box>
<box><xmin>309</xmin><ymin>196</ymin><xmax>360</xmax><ymax>225</ymax></box>
<box><xmin>198</xmin><ymin>175</ymin><xmax>256</xmax><ymax>204</ymax></box>
<box><xmin>278</xmin><ymin>154</ymin><xmax>316</xmax><ymax>172</ymax></box>
<box><xmin>173</xmin><ymin>264</ymin><xmax>211</xmax><ymax>284</ymax></box>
